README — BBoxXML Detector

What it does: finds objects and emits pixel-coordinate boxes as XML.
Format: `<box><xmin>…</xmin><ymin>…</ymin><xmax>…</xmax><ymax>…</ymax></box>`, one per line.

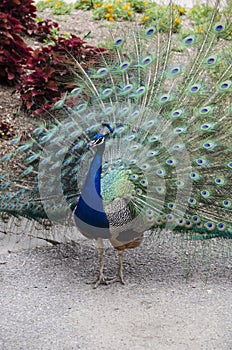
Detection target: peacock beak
<box><xmin>87</xmin><ymin>140</ymin><xmax>95</xmax><ymax>149</ymax></box>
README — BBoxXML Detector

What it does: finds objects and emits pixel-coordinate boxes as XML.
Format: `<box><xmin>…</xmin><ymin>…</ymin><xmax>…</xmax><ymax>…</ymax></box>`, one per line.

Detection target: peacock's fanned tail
<box><xmin>1</xmin><ymin>0</ymin><xmax>232</xmax><ymax>239</ymax></box>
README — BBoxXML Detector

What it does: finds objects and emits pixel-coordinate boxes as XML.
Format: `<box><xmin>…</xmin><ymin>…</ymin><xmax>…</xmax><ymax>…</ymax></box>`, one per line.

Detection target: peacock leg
<box><xmin>101</xmin><ymin>249</ymin><xmax>125</xmax><ymax>285</ymax></box>
<box><xmin>93</xmin><ymin>237</ymin><xmax>108</xmax><ymax>288</ymax></box>
<box><xmin>118</xmin><ymin>250</ymin><xmax>125</xmax><ymax>285</ymax></box>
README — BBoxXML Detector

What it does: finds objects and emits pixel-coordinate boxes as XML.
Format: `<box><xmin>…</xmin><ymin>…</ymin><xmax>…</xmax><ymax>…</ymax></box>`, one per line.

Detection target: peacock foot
<box><xmin>94</xmin><ymin>274</ymin><xmax>126</xmax><ymax>288</ymax></box>
<box><xmin>86</xmin><ymin>274</ymin><xmax>125</xmax><ymax>288</ymax></box>
<box><xmin>119</xmin><ymin>274</ymin><xmax>125</xmax><ymax>285</ymax></box>
<box><xmin>96</xmin><ymin>274</ymin><xmax>125</xmax><ymax>288</ymax></box>
<box><xmin>86</xmin><ymin>274</ymin><xmax>112</xmax><ymax>288</ymax></box>
<box><xmin>109</xmin><ymin>275</ymin><xmax>125</xmax><ymax>286</ymax></box>
<box><xmin>93</xmin><ymin>274</ymin><xmax>110</xmax><ymax>289</ymax></box>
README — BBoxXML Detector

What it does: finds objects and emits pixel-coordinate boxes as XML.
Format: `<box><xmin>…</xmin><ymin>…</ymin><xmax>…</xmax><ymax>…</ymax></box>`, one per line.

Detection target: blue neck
<box><xmin>80</xmin><ymin>151</ymin><xmax>104</xmax><ymax>208</ymax></box>
<box><xmin>74</xmin><ymin>149</ymin><xmax>110</xmax><ymax>238</ymax></box>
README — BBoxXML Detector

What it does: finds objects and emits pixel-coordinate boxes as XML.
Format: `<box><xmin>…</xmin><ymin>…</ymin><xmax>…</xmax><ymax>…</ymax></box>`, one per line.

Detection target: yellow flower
<box><xmin>105</xmin><ymin>13</ymin><xmax>111</xmax><ymax>17</ymax></box>
<box><xmin>139</xmin><ymin>15</ymin><xmax>149</xmax><ymax>22</ymax></box>
<box><xmin>174</xmin><ymin>18</ymin><xmax>181</xmax><ymax>24</ymax></box>
<box><xmin>108</xmin><ymin>8</ymin><xmax>113</xmax><ymax>12</ymax></box>
<box><xmin>109</xmin><ymin>15</ymin><xmax>114</xmax><ymax>21</ymax></box>
<box><xmin>144</xmin><ymin>1</ymin><xmax>148</xmax><ymax>5</ymax></box>
<box><xmin>178</xmin><ymin>7</ymin><xmax>185</xmax><ymax>14</ymax></box>
<box><xmin>117</xmin><ymin>0</ymin><xmax>122</xmax><ymax>2</ymax></box>
<box><xmin>198</xmin><ymin>26</ymin><xmax>203</xmax><ymax>33</ymax></box>
<box><xmin>104</xmin><ymin>4</ymin><xmax>113</xmax><ymax>8</ymax></box>
<box><xmin>123</xmin><ymin>2</ymin><xmax>130</xmax><ymax>10</ymax></box>
<box><xmin>172</xmin><ymin>5</ymin><xmax>176</xmax><ymax>9</ymax></box>
<box><xmin>127</xmin><ymin>10</ymin><xmax>133</xmax><ymax>16</ymax></box>
<box><xmin>93</xmin><ymin>3</ymin><xmax>101</xmax><ymax>8</ymax></box>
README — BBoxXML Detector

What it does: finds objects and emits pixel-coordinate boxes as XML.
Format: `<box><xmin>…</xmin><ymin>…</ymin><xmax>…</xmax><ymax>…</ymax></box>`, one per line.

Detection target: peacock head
<box><xmin>88</xmin><ymin>133</ymin><xmax>106</xmax><ymax>153</ymax></box>
<box><xmin>87</xmin><ymin>123</ymin><xmax>113</xmax><ymax>153</ymax></box>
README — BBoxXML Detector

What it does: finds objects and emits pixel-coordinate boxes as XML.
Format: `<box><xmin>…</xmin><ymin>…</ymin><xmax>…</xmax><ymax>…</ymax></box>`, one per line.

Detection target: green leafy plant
<box><xmin>90</xmin><ymin>1</ymin><xmax>184</xmax><ymax>28</ymax></box>
<box><xmin>35</xmin><ymin>18</ymin><xmax>60</xmax><ymax>42</ymax></box>
<box><xmin>92</xmin><ymin>1</ymin><xmax>135</xmax><ymax>21</ymax></box>
<box><xmin>130</xmin><ymin>0</ymin><xmax>149</xmax><ymax>13</ymax></box>
<box><xmin>74</xmin><ymin>0</ymin><xmax>96</xmax><ymax>11</ymax></box>
<box><xmin>139</xmin><ymin>3</ymin><xmax>184</xmax><ymax>32</ymax></box>
<box><xmin>36</xmin><ymin>0</ymin><xmax>73</xmax><ymax>15</ymax></box>
<box><xmin>74</xmin><ymin>0</ymin><xmax>147</xmax><ymax>14</ymax></box>
<box><xmin>186</xmin><ymin>3</ymin><xmax>232</xmax><ymax>40</ymax></box>
<box><xmin>187</xmin><ymin>4</ymin><xmax>218</xmax><ymax>34</ymax></box>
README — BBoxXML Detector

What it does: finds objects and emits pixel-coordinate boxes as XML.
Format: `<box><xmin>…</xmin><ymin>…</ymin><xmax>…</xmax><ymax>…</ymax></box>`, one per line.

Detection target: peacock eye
<box><xmin>96</xmin><ymin>137</ymin><xmax>104</xmax><ymax>144</ymax></box>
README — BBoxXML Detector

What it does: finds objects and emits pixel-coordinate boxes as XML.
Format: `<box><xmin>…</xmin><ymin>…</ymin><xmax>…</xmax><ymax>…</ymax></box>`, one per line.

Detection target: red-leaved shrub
<box><xmin>0</xmin><ymin>0</ymin><xmax>37</xmax><ymax>34</ymax></box>
<box><xmin>0</xmin><ymin>13</ymin><xmax>32</xmax><ymax>84</ymax></box>
<box><xmin>34</xmin><ymin>19</ymin><xmax>60</xmax><ymax>42</ymax></box>
<box><xmin>18</xmin><ymin>35</ymin><xmax>108</xmax><ymax>116</ymax></box>
<box><xmin>0</xmin><ymin>121</ymin><xmax>15</xmax><ymax>139</ymax></box>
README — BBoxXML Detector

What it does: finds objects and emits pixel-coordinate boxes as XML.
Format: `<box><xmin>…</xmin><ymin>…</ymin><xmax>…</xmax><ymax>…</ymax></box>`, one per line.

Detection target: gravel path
<box><xmin>1</xmin><ymin>228</ymin><xmax>232</xmax><ymax>350</ymax></box>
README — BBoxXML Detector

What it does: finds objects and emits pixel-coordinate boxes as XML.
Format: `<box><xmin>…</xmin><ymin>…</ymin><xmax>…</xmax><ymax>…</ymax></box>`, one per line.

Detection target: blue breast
<box><xmin>74</xmin><ymin>151</ymin><xmax>111</xmax><ymax>239</ymax></box>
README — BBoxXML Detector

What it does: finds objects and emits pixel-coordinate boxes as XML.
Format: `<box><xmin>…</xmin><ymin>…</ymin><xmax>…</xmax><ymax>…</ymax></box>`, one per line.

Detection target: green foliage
<box><xmin>187</xmin><ymin>3</ymin><xmax>215</xmax><ymax>24</ymax></box>
<box><xmin>131</xmin><ymin>0</ymin><xmax>148</xmax><ymax>13</ymax></box>
<box><xmin>74</xmin><ymin>0</ymin><xmax>95</xmax><ymax>11</ymax></box>
<box><xmin>139</xmin><ymin>3</ymin><xmax>184</xmax><ymax>32</ymax></box>
<box><xmin>221</xmin><ymin>0</ymin><xmax>232</xmax><ymax>40</ymax></box>
<box><xmin>36</xmin><ymin>0</ymin><xmax>73</xmax><ymax>15</ymax></box>
<box><xmin>226</xmin><ymin>0</ymin><xmax>232</xmax><ymax>14</ymax></box>
<box><xmin>185</xmin><ymin>3</ymin><xmax>232</xmax><ymax>40</ymax></box>
<box><xmin>34</xmin><ymin>0</ymin><xmax>232</xmax><ymax>38</ymax></box>
<box><xmin>92</xmin><ymin>1</ymin><xmax>135</xmax><ymax>22</ymax></box>
<box><xmin>187</xmin><ymin>4</ymin><xmax>218</xmax><ymax>34</ymax></box>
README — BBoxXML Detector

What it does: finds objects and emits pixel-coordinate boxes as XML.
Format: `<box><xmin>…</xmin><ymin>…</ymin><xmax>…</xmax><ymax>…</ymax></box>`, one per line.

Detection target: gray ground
<box><xmin>0</xmin><ymin>225</ymin><xmax>232</xmax><ymax>350</ymax></box>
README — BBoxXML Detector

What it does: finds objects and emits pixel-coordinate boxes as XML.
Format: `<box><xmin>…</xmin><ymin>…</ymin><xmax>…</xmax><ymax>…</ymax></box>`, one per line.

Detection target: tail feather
<box><xmin>1</xmin><ymin>0</ymin><xmax>232</xmax><ymax>239</ymax></box>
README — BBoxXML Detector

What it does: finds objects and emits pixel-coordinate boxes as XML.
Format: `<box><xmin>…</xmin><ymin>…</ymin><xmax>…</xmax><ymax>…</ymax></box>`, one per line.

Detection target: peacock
<box><xmin>0</xmin><ymin>0</ymin><xmax>232</xmax><ymax>287</ymax></box>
